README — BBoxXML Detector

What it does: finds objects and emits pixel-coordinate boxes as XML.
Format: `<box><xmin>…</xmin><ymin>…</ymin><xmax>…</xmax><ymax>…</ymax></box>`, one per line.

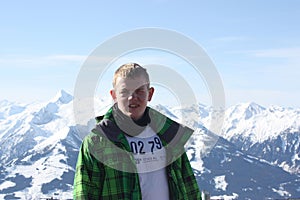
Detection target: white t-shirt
<box><xmin>125</xmin><ymin>125</ymin><xmax>170</xmax><ymax>200</ymax></box>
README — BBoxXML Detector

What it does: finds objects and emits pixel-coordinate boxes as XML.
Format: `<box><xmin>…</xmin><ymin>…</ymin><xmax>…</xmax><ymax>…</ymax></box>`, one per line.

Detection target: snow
<box><xmin>211</xmin><ymin>193</ymin><xmax>239</xmax><ymax>200</ymax></box>
<box><xmin>186</xmin><ymin>148</ymin><xmax>205</xmax><ymax>172</ymax></box>
<box><xmin>6</xmin><ymin>142</ymin><xmax>72</xmax><ymax>199</ymax></box>
<box><xmin>1</xmin><ymin>89</ymin><xmax>300</xmax><ymax>199</ymax></box>
<box><xmin>272</xmin><ymin>187</ymin><xmax>290</xmax><ymax>197</ymax></box>
<box><xmin>244</xmin><ymin>157</ymin><xmax>254</xmax><ymax>163</ymax></box>
<box><xmin>0</xmin><ymin>180</ymin><xmax>15</xmax><ymax>190</ymax></box>
<box><xmin>52</xmin><ymin>89</ymin><xmax>73</xmax><ymax>104</ymax></box>
<box><xmin>214</xmin><ymin>175</ymin><xmax>228</xmax><ymax>191</ymax></box>
<box><xmin>222</xmin><ymin>102</ymin><xmax>300</xmax><ymax>143</ymax></box>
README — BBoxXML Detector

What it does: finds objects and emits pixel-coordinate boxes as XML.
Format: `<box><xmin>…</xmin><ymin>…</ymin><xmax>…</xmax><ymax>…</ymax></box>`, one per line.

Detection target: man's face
<box><xmin>110</xmin><ymin>75</ymin><xmax>154</xmax><ymax>120</ymax></box>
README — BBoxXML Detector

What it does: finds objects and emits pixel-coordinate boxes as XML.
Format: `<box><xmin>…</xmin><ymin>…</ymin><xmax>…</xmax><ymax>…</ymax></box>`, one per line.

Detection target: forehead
<box><xmin>115</xmin><ymin>76</ymin><xmax>149</xmax><ymax>90</ymax></box>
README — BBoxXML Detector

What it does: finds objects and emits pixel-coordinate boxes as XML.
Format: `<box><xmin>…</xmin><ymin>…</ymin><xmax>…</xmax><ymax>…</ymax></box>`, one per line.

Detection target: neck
<box><xmin>112</xmin><ymin>104</ymin><xmax>150</xmax><ymax>136</ymax></box>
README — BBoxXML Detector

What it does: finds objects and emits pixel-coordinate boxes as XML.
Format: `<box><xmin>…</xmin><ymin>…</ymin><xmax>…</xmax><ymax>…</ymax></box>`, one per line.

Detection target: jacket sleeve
<box><xmin>73</xmin><ymin>137</ymin><xmax>104</xmax><ymax>200</ymax></box>
<box><xmin>181</xmin><ymin>152</ymin><xmax>202</xmax><ymax>199</ymax></box>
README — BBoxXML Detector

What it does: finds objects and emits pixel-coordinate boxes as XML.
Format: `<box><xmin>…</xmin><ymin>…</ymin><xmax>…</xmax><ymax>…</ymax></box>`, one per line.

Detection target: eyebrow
<box><xmin>136</xmin><ymin>85</ymin><xmax>148</xmax><ymax>90</ymax></box>
<box><xmin>119</xmin><ymin>84</ymin><xmax>148</xmax><ymax>90</ymax></box>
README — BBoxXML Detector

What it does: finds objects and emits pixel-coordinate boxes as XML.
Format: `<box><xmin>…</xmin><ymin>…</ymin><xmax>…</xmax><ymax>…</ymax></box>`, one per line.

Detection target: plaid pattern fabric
<box><xmin>73</xmin><ymin>106</ymin><xmax>201</xmax><ymax>200</ymax></box>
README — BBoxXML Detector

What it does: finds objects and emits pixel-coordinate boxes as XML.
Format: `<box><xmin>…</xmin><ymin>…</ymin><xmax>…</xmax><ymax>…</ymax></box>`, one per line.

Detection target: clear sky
<box><xmin>1</xmin><ymin>0</ymin><xmax>300</xmax><ymax>108</ymax></box>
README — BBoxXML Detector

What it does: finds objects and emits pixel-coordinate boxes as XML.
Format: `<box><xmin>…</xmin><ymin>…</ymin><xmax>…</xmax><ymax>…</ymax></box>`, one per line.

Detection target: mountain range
<box><xmin>0</xmin><ymin>90</ymin><xmax>299</xmax><ymax>199</ymax></box>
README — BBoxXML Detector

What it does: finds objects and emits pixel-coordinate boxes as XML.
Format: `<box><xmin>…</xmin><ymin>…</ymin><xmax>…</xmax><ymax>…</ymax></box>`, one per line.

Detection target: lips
<box><xmin>129</xmin><ymin>104</ymin><xmax>139</xmax><ymax>108</ymax></box>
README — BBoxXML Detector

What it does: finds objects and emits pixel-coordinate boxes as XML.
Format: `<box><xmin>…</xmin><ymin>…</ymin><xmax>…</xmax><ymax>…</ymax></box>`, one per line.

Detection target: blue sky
<box><xmin>1</xmin><ymin>0</ymin><xmax>300</xmax><ymax>108</ymax></box>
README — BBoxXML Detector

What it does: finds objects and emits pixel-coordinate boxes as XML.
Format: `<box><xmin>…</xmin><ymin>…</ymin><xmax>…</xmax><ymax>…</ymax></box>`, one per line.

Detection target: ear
<box><xmin>110</xmin><ymin>89</ymin><xmax>117</xmax><ymax>101</ymax></box>
<box><xmin>147</xmin><ymin>87</ymin><xmax>154</xmax><ymax>101</ymax></box>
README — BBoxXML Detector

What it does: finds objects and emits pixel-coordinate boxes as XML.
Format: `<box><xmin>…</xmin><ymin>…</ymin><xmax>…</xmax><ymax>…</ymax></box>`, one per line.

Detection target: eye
<box><xmin>119</xmin><ymin>89</ymin><xmax>129</xmax><ymax>96</ymax></box>
<box><xmin>136</xmin><ymin>89</ymin><xmax>145</xmax><ymax>94</ymax></box>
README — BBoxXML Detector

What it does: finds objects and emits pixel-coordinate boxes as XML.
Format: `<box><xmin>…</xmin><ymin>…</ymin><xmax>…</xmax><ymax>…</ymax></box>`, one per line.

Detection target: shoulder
<box><xmin>148</xmin><ymin>107</ymin><xmax>193</xmax><ymax>142</ymax></box>
<box><xmin>80</xmin><ymin>132</ymin><xmax>106</xmax><ymax>155</ymax></box>
<box><xmin>83</xmin><ymin>131</ymin><xmax>102</xmax><ymax>144</ymax></box>
<box><xmin>81</xmin><ymin>117</ymin><xmax>122</xmax><ymax>148</ymax></box>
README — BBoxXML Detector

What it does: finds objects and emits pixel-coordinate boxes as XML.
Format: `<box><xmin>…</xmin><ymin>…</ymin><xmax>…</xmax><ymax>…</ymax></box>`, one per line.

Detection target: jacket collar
<box><xmin>93</xmin><ymin>105</ymin><xmax>194</xmax><ymax>152</ymax></box>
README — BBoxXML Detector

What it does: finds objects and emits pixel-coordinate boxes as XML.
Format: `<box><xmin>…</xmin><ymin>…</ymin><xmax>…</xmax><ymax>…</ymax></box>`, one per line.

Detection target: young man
<box><xmin>73</xmin><ymin>63</ymin><xmax>201</xmax><ymax>199</ymax></box>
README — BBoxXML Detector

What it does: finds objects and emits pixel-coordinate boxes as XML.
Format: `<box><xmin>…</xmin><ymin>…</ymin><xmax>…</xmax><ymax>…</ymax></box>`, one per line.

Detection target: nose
<box><xmin>128</xmin><ymin>91</ymin><xmax>138</xmax><ymax>100</ymax></box>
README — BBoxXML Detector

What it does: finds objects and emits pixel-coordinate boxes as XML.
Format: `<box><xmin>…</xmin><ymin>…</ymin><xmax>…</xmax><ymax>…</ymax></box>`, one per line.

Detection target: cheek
<box><xmin>116</xmin><ymin>96</ymin><xmax>128</xmax><ymax>105</ymax></box>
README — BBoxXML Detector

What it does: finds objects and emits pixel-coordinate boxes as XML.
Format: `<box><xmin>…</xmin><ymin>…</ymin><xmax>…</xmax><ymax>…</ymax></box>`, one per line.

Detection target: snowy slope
<box><xmin>155</xmin><ymin>104</ymin><xmax>300</xmax><ymax>199</ymax></box>
<box><xmin>162</xmin><ymin>102</ymin><xmax>300</xmax><ymax>175</ymax></box>
<box><xmin>0</xmin><ymin>90</ymin><xmax>300</xmax><ymax>199</ymax></box>
<box><xmin>223</xmin><ymin>102</ymin><xmax>300</xmax><ymax>142</ymax></box>
<box><xmin>221</xmin><ymin>102</ymin><xmax>300</xmax><ymax>175</ymax></box>
<box><xmin>0</xmin><ymin>90</ymin><xmax>82</xmax><ymax>199</ymax></box>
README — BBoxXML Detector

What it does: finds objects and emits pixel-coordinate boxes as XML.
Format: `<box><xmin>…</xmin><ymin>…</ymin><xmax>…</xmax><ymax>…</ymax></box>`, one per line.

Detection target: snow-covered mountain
<box><xmin>163</xmin><ymin>102</ymin><xmax>300</xmax><ymax>176</ymax></box>
<box><xmin>221</xmin><ymin>102</ymin><xmax>300</xmax><ymax>176</ymax></box>
<box><xmin>155</xmin><ymin>103</ymin><xmax>300</xmax><ymax>199</ymax></box>
<box><xmin>0</xmin><ymin>90</ymin><xmax>80</xmax><ymax>199</ymax></box>
<box><xmin>0</xmin><ymin>90</ymin><xmax>299</xmax><ymax>199</ymax></box>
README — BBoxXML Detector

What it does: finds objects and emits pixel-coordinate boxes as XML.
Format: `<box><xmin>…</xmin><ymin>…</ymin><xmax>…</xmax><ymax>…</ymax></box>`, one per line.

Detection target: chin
<box><xmin>130</xmin><ymin>114</ymin><xmax>139</xmax><ymax>120</ymax></box>
<box><xmin>129</xmin><ymin>113</ymin><xmax>141</xmax><ymax>120</ymax></box>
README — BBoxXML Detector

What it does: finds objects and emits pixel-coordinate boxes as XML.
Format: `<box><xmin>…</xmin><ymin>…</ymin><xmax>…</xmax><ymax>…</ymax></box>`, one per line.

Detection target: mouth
<box><xmin>129</xmin><ymin>104</ymin><xmax>139</xmax><ymax>108</ymax></box>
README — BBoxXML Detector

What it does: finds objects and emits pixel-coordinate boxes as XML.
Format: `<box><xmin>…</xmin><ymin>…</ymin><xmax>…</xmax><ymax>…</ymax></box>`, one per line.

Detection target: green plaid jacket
<box><xmin>73</xmin><ymin>106</ymin><xmax>201</xmax><ymax>200</ymax></box>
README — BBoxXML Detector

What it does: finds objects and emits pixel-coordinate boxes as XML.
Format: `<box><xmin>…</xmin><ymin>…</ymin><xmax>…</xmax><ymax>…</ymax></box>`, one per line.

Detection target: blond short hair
<box><xmin>112</xmin><ymin>63</ymin><xmax>150</xmax><ymax>88</ymax></box>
